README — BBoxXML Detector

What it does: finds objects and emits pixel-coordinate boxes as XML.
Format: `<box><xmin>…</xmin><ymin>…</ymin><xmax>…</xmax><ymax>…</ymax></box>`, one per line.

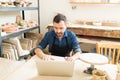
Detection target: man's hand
<box><xmin>64</xmin><ymin>52</ymin><xmax>80</xmax><ymax>61</ymax></box>
<box><xmin>40</xmin><ymin>54</ymin><xmax>54</xmax><ymax>60</ymax></box>
<box><xmin>35</xmin><ymin>48</ymin><xmax>54</xmax><ymax>61</ymax></box>
<box><xmin>64</xmin><ymin>56</ymin><xmax>76</xmax><ymax>61</ymax></box>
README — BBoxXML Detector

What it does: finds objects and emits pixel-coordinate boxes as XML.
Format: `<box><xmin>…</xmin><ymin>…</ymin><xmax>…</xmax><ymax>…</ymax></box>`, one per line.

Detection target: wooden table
<box><xmin>3</xmin><ymin>55</ymin><xmax>117</xmax><ymax>80</ymax></box>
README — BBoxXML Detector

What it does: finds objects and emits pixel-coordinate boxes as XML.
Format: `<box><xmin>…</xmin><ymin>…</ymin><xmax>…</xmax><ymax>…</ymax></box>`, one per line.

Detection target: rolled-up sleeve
<box><xmin>71</xmin><ymin>33</ymin><xmax>82</xmax><ymax>54</ymax></box>
<box><xmin>37</xmin><ymin>32</ymin><xmax>49</xmax><ymax>49</ymax></box>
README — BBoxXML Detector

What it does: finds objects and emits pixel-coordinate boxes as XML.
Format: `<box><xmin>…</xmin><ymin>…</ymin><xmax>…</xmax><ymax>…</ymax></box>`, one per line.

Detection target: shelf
<box><xmin>70</xmin><ymin>2</ymin><xmax>120</xmax><ymax>4</ymax></box>
<box><xmin>0</xmin><ymin>0</ymin><xmax>40</xmax><ymax>58</ymax></box>
<box><xmin>0</xmin><ymin>7</ymin><xmax>38</xmax><ymax>11</ymax></box>
<box><xmin>1</xmin><ymin>26</ymin><xmax>38</xmax><ymax>40</ymax></box>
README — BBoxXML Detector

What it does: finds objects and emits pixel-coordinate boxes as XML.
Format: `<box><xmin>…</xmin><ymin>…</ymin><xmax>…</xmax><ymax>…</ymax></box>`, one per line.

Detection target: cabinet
<box><xmin>0</xmin><ymin>0</ymin><xmax>40</xmax><ymax>57</ymax></box>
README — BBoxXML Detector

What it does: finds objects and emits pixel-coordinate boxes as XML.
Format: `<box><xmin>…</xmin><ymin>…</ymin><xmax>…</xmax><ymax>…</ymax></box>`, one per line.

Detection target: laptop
<box><xmin>36</xmin><ymin>57</ymin><xmax>75</xmax><ymax>77</ymax></box>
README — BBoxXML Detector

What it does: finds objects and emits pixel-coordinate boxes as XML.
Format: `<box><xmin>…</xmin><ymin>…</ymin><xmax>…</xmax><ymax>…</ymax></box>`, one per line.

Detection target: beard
<box><xmin>56</xmin><ymin>32</ymin><xmax>63</xmax><ymax>38</ymax></box>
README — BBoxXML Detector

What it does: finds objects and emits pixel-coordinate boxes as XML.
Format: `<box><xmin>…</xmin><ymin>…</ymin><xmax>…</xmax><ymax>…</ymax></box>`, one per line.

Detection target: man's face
<box><xmin>53</xmin><ymin>21</ymin><xmax>67</xmax><ymax>39</ymax></box>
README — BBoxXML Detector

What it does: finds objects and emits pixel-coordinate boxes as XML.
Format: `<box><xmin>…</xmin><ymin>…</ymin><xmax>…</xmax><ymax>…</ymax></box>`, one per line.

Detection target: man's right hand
<box><xmin>40</xmin><ymin>54</ymin><xmax>54</xmax><ymax>60</ymax></box>
<box><xmin>35</xmin><ymin>48</ymin><xmax>54</xmax><ymax>60</ymax></box>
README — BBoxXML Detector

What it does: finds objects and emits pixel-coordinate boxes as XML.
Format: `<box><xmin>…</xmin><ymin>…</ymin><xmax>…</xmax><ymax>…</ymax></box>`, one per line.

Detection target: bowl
<box><xmin>92</xmin><ymin>70</ymin><xmax>106</xmax><ymax>80</ymax></box>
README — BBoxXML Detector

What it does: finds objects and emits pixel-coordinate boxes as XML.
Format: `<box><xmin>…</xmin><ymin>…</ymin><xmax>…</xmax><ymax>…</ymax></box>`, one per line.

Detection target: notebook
<box><xmin>36</xmin><ymin>57</ymin><xmax>75</xmax><ymax>77</ymax></box>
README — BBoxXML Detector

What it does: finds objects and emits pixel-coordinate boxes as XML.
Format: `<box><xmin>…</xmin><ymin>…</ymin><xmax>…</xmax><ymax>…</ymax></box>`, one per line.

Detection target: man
<box><xmin>34</xmin><ymin>13</ymin><xmax>82</xmax><ymax>61</ymax></box>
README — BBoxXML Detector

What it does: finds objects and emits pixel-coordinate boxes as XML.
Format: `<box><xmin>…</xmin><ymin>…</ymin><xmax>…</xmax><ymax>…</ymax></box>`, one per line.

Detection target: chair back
<box><xmin>96</xmin><ymin>42</ymin><xmax>120</xmax><ymax>64</ymax></box>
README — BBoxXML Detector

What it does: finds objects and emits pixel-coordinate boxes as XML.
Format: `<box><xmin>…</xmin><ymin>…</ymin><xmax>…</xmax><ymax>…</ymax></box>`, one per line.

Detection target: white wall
<box><xmin>40</xmin><ymin>0</ymin><xmax>71</xmax><ymax>34</ymax></box>
<box><xmin>39</xmin><ymin>0</ymin><xmax>120</xmax><ymax>34</ymax></box>
<box><xmin>0</xmin><ymin>12</ymin><xmax>19</xmax><ymax>25</ymax></box>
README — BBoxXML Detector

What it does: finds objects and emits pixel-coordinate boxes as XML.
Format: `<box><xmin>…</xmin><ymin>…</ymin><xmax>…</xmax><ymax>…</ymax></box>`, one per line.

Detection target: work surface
<box><xmin>2</xmin><ymin>55</ymin><xmax>117</xmax><ymax>80</ymax></box>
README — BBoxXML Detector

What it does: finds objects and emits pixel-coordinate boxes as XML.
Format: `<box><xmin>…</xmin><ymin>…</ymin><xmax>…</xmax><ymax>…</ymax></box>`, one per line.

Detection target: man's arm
<box><xmin>65</xmin><ymin>52</ymin><xmax>80</xmax><ymax>61</ymax></box>
<box><xmin>34</xmin><ymin>48</ymin><xmax>45</xmax><ymax>59</ymax></box>
<box><xmin>65</xmin><ymin>31</ymin><xmax>82</xmax><ymax>61</ymax></box>
<box><xmin>72</xmin><ymin>52</ymin><xmax>80</xmax><ymax>59</ymax></box>
<box><xmin>34</xmin><ymin>48</ymin><xmax>54</xmax><ymax>60</ymax></box>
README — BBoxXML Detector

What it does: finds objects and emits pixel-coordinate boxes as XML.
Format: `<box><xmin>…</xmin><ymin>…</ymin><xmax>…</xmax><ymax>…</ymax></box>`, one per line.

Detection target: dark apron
<box><xmin>50</xmin><ymin>37</ymin><xmax>70</xmax><ymax>57</ymax></box>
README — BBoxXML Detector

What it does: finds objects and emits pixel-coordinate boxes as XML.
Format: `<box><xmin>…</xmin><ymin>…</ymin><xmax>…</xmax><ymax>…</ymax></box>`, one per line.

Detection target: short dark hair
<box><xmin>53</xmin><ymin>13</ymin><xmax>67</xmax><ymax>23</ymax></box>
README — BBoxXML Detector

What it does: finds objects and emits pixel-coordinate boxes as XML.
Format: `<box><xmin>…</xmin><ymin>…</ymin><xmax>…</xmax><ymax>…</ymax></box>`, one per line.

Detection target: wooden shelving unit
<box><xmin>0</xmin><ymin>0</ymin><xmax>40</xmax><ymax>57</ymax></box>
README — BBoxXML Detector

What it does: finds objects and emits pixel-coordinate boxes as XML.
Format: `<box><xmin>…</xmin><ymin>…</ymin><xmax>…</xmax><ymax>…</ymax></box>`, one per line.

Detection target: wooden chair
<box><xmin>96</xmin><ymin>42</ymin><xmax>120</xmax><ymax>64</ymax></box>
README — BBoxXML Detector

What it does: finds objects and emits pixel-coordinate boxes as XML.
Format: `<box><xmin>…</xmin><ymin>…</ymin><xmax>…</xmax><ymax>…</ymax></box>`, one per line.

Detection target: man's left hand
<box><xmin>64</xmin><ymin>56</ymin><xmax>76</xmax><ymax>61</ymax></box>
